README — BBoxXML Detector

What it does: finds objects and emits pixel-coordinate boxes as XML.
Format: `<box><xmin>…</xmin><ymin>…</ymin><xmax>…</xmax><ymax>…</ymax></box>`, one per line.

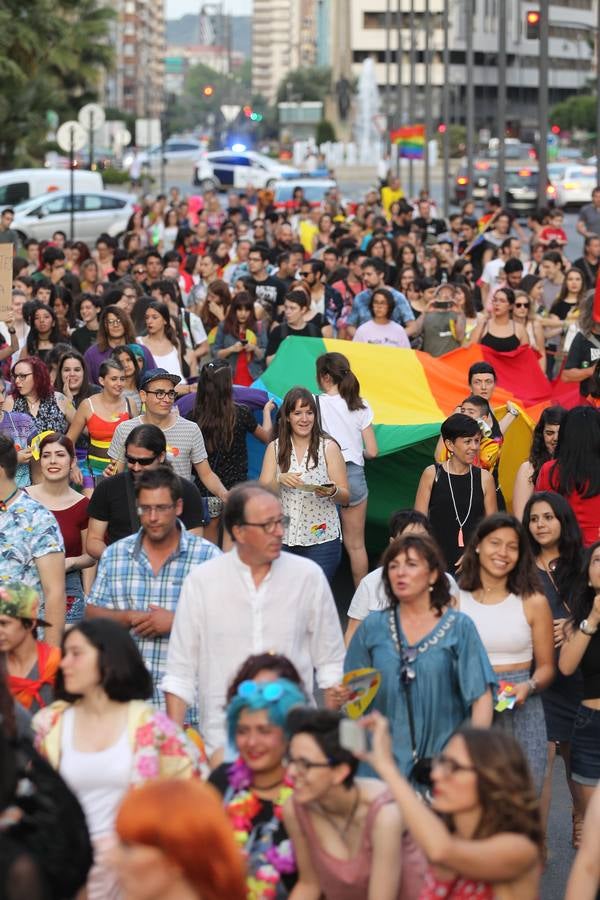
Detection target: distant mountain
<box><xmin>166</xmin><ymin>14</ymin><xmax>251</xmax><ymax>57</ymax></box>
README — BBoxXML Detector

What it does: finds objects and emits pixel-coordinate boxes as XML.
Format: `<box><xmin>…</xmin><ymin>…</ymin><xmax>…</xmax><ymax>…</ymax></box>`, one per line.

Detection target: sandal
<box><xmin>572</xmin><ymin>810</ymin><xmax>584</xmax><ymax>849</ymax></box>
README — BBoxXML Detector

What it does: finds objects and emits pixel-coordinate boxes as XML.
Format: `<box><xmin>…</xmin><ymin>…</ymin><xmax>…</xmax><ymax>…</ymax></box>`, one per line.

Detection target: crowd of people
<box><xmin>0</xmin><ymin>174</ymin><xmax>600</xmax><ymax>899</ymax></box>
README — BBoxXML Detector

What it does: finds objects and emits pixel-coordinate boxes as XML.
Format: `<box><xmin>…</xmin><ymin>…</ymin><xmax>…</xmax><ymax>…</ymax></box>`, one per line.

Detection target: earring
<box><xmin>429</xmin><ymin>585</ymin><xmax>434</xmax><ymax>592</ymax></box>
<box><xmin>475</xmin><ymin>547</ymin><xmax>480</xmax><ymax>554</ymax></box>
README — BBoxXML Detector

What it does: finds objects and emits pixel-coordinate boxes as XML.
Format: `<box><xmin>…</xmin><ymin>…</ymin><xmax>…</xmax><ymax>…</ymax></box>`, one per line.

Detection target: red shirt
<box><xmin>536</xmin><ymin>460</ymin><xmax>600</xmax><ymax>546</ymax></box>
<box><xmin>52</xmin><ymin>496</ymin><xmax>89</xmax><ymax>557</ymax></box>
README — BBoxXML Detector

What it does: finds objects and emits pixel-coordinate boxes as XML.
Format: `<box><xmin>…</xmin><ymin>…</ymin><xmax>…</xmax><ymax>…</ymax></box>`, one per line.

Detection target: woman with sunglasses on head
<box><xmin>260</xmin><ymin>386</ymin><xmax>349</xmax><ymax>583</ymax></box>
<box><xmin>209</xmin><ymin>678</ymin><xmax>306</xmax><ymax>899</ymax></box>
<box><xmin>187</xmin><ymin>360</ymin><xmax>274</xmax><ymax>546</ymax></box>
<box><xmin>558</xmin><ymin>541</ymin><xmax>600</xmax><ymax>815</ymax></box>
<box><xmin>84</xmin><ymin>305</ymin><xmax>155</xmax><ymax>385</ymax></box>
<box><xmin>213</xmin><ymin>291</ymin><xmax>267</xmax><ymax>385</ymax></box>
<box><xmin>359</xmin><ymin>716</ymin><xmax>543</xmax><ymax>900</ymax></box>
<box><xmin>510</xmin><ymin>291</ymin><xmax>546</xmax><ymax>372</ymax></box>
<box><xmin>523</xmin><ymin>492</ymin><xmax>585</xmax><ymax>842</ymax></box>
<box><xmin>282</xmin><ymin>708</ymin><xmax>426</xmax><ymax>900</ymax></box>
<box><xmin>456</xmin><ymin>513</ymin><xmax>555</xmax><ymax>794</ymax></box>
<box><xmin>345</xmin><ymin>534</ymin><xmax>495</xmax><ymax>789</ymax></box>
<box><xmin>67</xmin><ymin>359</ymin><xmax>133</xmax><ymax>483</ymax></box>
<box><xmin>512</xmin><ymin>405</ymin><xmax>565</xmax><ymax>521</ymax></box>
<box><xmin>468</xmin><ymin>287</ymin><xmax>530</xmax><ymax>352</ymax></box>
<box><xmin>25</xmin><ymin>433</ymin><xmax>93</xmax><ymax>622</ymax></box>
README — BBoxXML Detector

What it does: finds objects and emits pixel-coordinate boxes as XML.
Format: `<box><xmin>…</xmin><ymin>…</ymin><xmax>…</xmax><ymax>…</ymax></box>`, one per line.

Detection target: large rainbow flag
<box><xmin>252</xmin><ymin>338</ymin><xmax>577</xmax><ymax>550</ymax></box>
<box><xmin>390</xmin><ymin>124</ymin><xmax>425</xmax><ymax>159</ymax></box>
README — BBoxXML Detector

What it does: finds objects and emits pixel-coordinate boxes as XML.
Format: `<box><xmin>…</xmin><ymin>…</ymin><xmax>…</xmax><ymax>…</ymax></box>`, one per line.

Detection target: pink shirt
<box><xmin>353</xmin><ymin>319</ymin><xmax>411</xmax><ymax>348</ymax></box>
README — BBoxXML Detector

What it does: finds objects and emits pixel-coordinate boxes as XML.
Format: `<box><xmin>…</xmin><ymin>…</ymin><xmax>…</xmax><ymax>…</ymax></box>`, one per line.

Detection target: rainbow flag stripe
<box><xmin>390</xmin><ymin>124</ymin><xmax>425</xmax><ymax>159</ymax></box>
<box><xmin>252</xmin><ymin>338</ymin><xmax>579</xmax><ymax>551</ymax></box>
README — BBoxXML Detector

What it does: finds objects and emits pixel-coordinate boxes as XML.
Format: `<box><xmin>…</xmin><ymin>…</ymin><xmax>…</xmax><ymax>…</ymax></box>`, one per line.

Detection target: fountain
<box><xmin>354</xmin><ymin>57</ymin><xmax>383</xmax><ymax>165</ymax></box>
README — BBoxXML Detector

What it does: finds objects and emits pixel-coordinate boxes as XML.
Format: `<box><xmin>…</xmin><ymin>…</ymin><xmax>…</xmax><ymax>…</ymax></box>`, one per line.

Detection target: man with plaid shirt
<box><xmin>86</xmin><ymin>465</ymin><xmax>220</xmax><ymax>723</ymax></box>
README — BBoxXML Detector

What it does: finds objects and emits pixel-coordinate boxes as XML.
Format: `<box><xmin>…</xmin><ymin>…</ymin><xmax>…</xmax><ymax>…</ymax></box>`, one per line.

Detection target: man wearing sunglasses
<box><xmin>163</xmin><ymin>481</ymin><xmax>346</xmax><ymax>762</ymax></box>
<box><xmin>86</xmin><ymin>465</ymin><xmax>220</xmax><ymax>722</ymax></box>
<box><xmin>86</xmin><ymin>423</ymin><xmax>207</xmax><ymax>558</ymax></box>
<box><xmin>107</xmin><ymin>367</ymin><xmax>227</xmax><ymax>501</ymax></box>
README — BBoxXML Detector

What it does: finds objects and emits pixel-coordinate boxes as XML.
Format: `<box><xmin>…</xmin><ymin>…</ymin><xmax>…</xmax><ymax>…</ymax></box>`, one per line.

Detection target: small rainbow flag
<box><xmin>390</xmin><ymin>124</ymin><xmax>425</xmax><ymax>159</ymax></box>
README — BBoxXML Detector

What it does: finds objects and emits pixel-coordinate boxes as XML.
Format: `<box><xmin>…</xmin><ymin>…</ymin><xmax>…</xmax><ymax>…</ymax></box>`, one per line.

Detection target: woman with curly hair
<box><xmin>512</xmin><ymin>405</ymin><xmax>565</xmax><ymax>519</ymax></box>
<box><xmin>360</xmin><ymin>716</ymin><xmax>542</xmax><ymax>900</ymax></box>
<box><xmin>457</xmin><ymin>514</ymin><xmax>555</xmax><ymax>794</ymax></box>
<box><xmin>5</xmin><ymin>356</ymin><xmax>74</xmax><ymax>440</ymax></box>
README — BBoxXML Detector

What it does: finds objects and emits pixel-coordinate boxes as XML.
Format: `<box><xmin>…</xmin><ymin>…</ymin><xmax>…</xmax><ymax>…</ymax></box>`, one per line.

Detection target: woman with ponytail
<box><xmin>316</xmin><ymin>352</ymin><xmax>378</xmax><ymax>585</ymax></box>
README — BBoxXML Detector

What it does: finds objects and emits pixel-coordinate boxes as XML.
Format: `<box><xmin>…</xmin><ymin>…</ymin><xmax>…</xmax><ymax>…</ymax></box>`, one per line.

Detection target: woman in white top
<box><xmin>260</xmin><ymin>386</ymin><xmax>349</xmax><ymax>583</ymax></box>
<box><xmin>316</xmin><ymin>352</ymin><xmax>378</xmax><ymax>587</ymax></box>
<box><xmin>457</xmin><ymin>513</ymin><xmax>555</xmax><ymax>794</ymax></box>
<box><xmin>137</xmin><ymin>300</ymin><xmax>184</xmax><ymax>380</ymax></box>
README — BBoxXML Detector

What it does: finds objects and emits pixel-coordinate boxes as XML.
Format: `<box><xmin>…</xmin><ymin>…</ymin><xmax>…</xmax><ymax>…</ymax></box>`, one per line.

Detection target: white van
<box><xmin>0</xmin><ymin>169</ymin><xmax>103</xmax><ymax>207</ymax></box>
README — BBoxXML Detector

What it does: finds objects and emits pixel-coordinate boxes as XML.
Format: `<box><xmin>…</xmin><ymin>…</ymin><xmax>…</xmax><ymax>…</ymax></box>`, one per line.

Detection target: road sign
<box><xmin>547</xmin><ymin>133</ymin><xmax>558</xmax><ymax>147</ymax></box>
<box><xmin>78</xmin><ymin>103</ymin><xmax>106</xmax><ymax>131</ymax></box>
<box><xmin>56</xmin><ymin>121</ymin><xmax>87</xmax><ymax>153</ymax></box>
<box><xmin>220</xmin><ymin>104</ymin><xmax>241</xmax><ymax>123</ymax></box>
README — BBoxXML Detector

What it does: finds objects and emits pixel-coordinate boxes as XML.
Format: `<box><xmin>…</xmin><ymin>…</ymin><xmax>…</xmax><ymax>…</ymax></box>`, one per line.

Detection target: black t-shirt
<box><xmin>71</xmin><ymin>326</ymin><xmax>99</xmax><ymax>355</ymax></box>
<box><xmin>186</xmin><ymin>403</ymin><xmax>257</xmax><ymax>494</ymax></box>
<box><xmin>88</xmin><ymin>470</ymin><xmax>206</xmax><ymax>543</ymax></box>
<box><xmin>413</xmin><ymin>216</ymin><xmax>446</xmax><ymax>242</ymax></box>
<box><xmin>266</xmin><ymin>321</ymin><xmax>320</xmax><ymax>358</ymax></box>
<box><xmin>550</xmin><ymin>299</ymin><xmax>577</xmax><ymax>321</ymax></box>
<box><xmin>246</xmin><ymin>275</ymin><xmax>287</xmax><ymax>319</ymax></box>
<box><xmin>565</xmin><ymin>331</ymin><xmax>600</xmax><ymax>396</ymax></box>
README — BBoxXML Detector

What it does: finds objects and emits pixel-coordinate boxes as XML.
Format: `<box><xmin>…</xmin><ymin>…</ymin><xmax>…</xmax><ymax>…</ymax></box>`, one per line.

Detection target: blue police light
<box><xmin>230</xmin><ymin>142</ymin><xmax>247</xmax><ymax>152</ymax></box>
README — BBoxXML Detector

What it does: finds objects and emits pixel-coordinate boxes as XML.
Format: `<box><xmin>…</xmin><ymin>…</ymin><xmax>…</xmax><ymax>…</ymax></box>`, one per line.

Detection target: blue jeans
<box><xmin>282</xmin><ymin>538</ymin><xmax>342</xmax><ymax>583</ymax></box>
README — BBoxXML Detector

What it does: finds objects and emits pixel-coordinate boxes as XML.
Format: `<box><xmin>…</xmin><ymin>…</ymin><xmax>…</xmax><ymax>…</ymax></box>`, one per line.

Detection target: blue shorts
<box><xmin>571</xmin><ymin>704</ymin><xmax>600</xmax><ymax>785</ymax></box>
<box><xmin>346</xmin><ymin>461</ymin><xmax>368</xmax><ymax>507</ymax></box>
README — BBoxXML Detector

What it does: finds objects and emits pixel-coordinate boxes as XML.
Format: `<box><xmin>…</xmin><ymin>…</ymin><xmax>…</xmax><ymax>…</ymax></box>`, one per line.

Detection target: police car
<box><xmin>193</xmin><ymin>150</ymin><xmax>301</xmax><ymax>191</ymax></box>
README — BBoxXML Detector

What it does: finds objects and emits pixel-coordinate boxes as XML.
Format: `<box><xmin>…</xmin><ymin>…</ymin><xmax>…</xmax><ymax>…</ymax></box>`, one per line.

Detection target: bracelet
<box><xmin>331</xmin><ymin>485</ymin><xmax>339</xmax><ymax>499</ymax></box>
<box><xmin>527</xmin><ymin>677</ymin><xmax>538</xmax><ymax>695</ymax></box>
<box><xmin>580</xmin><ymin>618</ymin><xmax>598</xmax><ymax>636</ymax></box>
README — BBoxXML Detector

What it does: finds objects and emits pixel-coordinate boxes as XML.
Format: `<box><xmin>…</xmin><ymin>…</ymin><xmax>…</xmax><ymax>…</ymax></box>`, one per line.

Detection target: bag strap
<box><xmin>587</xmin><ymin>332</ymin><xmax>600</xmax><ymax>351</ymax></box>
<box><xmin>125</xmin><ymin>472</ymin><xmax>140</xmax><ymax>533</ymax></box>
<box><xmin>391</xmin><ymin>607</ymin><xmax>419</xmax><ymax>763</ymax></box>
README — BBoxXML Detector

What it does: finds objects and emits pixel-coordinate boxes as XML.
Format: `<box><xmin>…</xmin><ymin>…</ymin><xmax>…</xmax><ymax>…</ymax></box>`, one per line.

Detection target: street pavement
<box><xmin>161</xmin><ymin>159</ymin><xmax>583</xmax><ymax>900</ymax></box>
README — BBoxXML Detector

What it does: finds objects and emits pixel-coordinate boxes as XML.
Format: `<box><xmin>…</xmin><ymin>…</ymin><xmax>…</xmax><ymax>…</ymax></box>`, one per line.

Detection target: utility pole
<box><xmin>442</xmin><ymin>0</ymin><xmax>450</xmax><ymax>217</ymax></box>
<box><xmin>538</xmin><ymin>1</ymin><xmax>549</xmax><ymax>206</ymax></box>
<box><xmin>409</xmin><ymin>0</ymin><xmax>416</xmax><ymax>196</ymax></box>
<box><xmin>595</xmin><ymin>1</ymin><xmax>600</xmax><ymax>185</ymax></box>
<box><xmin>424</xmin><ymin>0</ymin><xmax>431</xmax><ymax>196</ymax></box>
<box><xmin>497</xmin><ymin>0</ymin><xmax>506</xmax><ymax>206</ymax></box>
<box><xmin>465</xmin><ymin>0</ymin><xmax>475</xmax><ymax>200</ymax></box>
<box><xmin>396</xmin><ymin>0</ymin><xmax>403</xmax><ymax>176</ymax></box>
<box><xmin>385</xmin><ymin>0</ymin><xmax>392</xmax><ymax>145</ymax></box>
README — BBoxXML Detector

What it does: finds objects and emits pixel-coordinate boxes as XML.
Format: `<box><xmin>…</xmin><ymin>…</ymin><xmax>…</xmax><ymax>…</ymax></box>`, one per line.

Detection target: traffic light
<box><xmin>202</xmin><ymin>85</ymin><xmax>214</xmax><ymax>97</ymax></box>
<box><xmin>551</xmin><ymin>124</ymin><xmax>561</xmax><ymax>135</ymax></box>
<box><xmin>526</xmin><ymin>9</ymin><xmax>540</xmax><ymax>39</ymax></box>
<box><xmin>243</xmin><ymin>106</ymin><xmax>253</xmax><ymax>117</ymax></box>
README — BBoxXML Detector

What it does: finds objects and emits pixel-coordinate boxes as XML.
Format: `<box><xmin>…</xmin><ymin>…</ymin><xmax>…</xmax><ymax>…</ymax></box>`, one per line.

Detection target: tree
<box><xmin>0</xmin><ymin>0</ymin><xmax>114</xmax><ymax>168</ymax></box>
<box><xmin>276</xmin><ymin>67</ymin><xmax>332</xmax><ymax>104</ymax></box>
<box><xmin>315</xmin><ymin>120</ymin><xmax>336</xmax><ymax>144</ymax></box>
<box><xmin>550</xmin><ymin>94</ymin><xmax>596</xmax><ymax>133</ymax></box>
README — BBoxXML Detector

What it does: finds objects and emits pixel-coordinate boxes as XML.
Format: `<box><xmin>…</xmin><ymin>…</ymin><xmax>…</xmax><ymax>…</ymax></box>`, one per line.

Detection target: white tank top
<box><xmin>458</xmin><ymin>589</ymin><xmax>533</xmax><ymax>666</ymax></box>
<box><xmin>59</xmin><ymin>706</ymin><xmax>133</xmax><ymax>839</ymax></box>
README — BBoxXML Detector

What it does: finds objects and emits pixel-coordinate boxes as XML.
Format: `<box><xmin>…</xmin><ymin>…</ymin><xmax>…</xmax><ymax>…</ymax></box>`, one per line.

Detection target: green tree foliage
<box><xmin>550</xmin><ymin>95</ymin><xmax>596</xmax><ymax>133</ymax></box>
<box><xmin>0</xmin><ymin>0</ymin><xmax>114</xmax><ymax>167</ymax></box>
<box><xmin>315</xmin><ymin>120</ymin><xmax>336</xmax><ymax>144</ymax></box>
<box><xmin>276</xmin><ymin>67</ymin><xmax>332</xmax><ymax>104</ymax></box>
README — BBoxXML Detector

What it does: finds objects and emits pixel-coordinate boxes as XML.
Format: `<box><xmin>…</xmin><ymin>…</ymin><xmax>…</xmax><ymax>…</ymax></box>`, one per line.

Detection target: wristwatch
<box><xmin>580</xmin><ymin>619</ymin><xmax>598</xmax><ymax>636</ymax></box>
<box><xmin>527</xmin><ymin>677</ymin><xmax>538</xmax><ymax>695</ymax></box>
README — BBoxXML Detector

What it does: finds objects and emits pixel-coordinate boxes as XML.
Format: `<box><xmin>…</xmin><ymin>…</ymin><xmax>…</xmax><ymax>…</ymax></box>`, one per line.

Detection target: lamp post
<box><xmin>497</xmin><ymin>0</ymin><xmax>506</xmax><ymax>206</ymax></box>
<box><xmin>442</xmin><ymin>0</ymin><xmax>450</xmax><ymax>217</ymax></box>
<box><xmin>409</xmin><ymin>0</ymin><xmax>416</xmax><ymax>196</ymax></box>
<box><xmin>465</xmin><ymin>0</ymin><xmax>474</xmax><ymax>201</ymax></box>
<box><xmin>424</xmin><ymin>0</ymin><xmax>432</xmax><ymax>196</ymax></box>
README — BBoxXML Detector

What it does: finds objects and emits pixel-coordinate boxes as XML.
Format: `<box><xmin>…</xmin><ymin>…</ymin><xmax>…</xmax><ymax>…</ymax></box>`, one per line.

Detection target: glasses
<box><xmin>136</xmin><ymin>503</ymin><xmax>176</xmax><ymax>515</ymax></box>
<box><xmin>400</xmin><ymin>647</ymin><xmax>417</xmax><ymax>685</ymax></box>
<box><xmin>125</xmin><ymin>453</ymin><xmax>157</xmax><ymax>467</ymax></box>
<box><xmin>133</xmin><ymin>268</ymin><xmax>146</xmax><ymax>275</ymax></box>
<box><xmin>514</xmin><ymin>302</ymin><xmax>529</xmax><ymax>309</ymax></box>
<box><xmin>300</xmin><ymin>271</ymin><xmax>312</xmax><ymax>277</ymax></box>
<box><xmin>144</xmin><ymin>388</ymin><xmax>177</xmax><ymax>400</ymax></box>
<box><xmin>432</xmin><ymin>753</ymin><xmax>477</xmax><ymax>776</ymax></box>
<box><xmin>106</xmin><ymin>318</ymin><xmax>123</xmax><ymax>327</ymax></box>
<box><xmin>123</xmin><ymin>292</ymin><xmax>137</xmax><ymax>300</ymax></box>
<box><xmin>240</xmin><ymin>515</ymin><xmax>289</xmax><ymax>534</ymax></box>
<box><xmin>287</xmin><ymin>756</ymin><xmax>333</xmax><ymax>775</ymax></box>
<box><xmin>13</xmin><ymin>372</ymin><xmax>32</xmax><ymax>381</ymax></box>
<box><xmin>237</xmin><ymin>680</ymin><xmax>284</xmax><ymax>702</ymax></box>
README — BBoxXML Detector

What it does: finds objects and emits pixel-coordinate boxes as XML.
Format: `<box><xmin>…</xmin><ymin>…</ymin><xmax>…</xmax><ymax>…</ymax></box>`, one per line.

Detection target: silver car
<box><xmin>12</xmin><ymin>190</ymin><xmax>136</xmax><ymax>242</ymax></box>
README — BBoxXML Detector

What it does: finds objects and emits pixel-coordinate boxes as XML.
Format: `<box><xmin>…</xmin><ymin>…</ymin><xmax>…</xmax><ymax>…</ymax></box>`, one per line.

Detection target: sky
<box><xmin>165</xmin><ymin>0</ymin><xmax>251</xmax><ymax>18</ymax></box>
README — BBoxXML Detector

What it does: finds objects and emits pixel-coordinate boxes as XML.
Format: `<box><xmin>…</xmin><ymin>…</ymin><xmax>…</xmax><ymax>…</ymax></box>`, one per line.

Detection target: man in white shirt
<box><xmin>345</xmin><ymin>509</ymin><xmax>459</xmax><ymax>645</ymax></box>
<box><xmin>163</xmin><ymin>482</ymin><xmax>346</xmax><ymax>760</ymax></box>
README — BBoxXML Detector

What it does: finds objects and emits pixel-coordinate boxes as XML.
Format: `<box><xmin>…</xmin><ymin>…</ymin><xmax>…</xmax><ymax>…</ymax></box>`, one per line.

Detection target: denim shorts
<box><xmin>571</xmin><ymin>704</ymin><xmax>600</xmax><ymax>785</ymax></box>
<box><xmin>346</xmin><ymin>461</ymin><xmax>368</xmax><ymax>507</ymax></box>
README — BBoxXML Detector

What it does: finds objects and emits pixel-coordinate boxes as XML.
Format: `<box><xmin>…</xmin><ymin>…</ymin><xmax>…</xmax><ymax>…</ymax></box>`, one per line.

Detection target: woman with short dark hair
<box><xmin>33</xmin><ymin>618</ymin><xmax>204</xmax><ymax>900</ymax></box>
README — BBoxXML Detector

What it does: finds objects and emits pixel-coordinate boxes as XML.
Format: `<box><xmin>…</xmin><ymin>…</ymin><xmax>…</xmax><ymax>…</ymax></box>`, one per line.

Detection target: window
<box><xmin>0</xmin><ymin>183</ymin><xmax>29</xmax><ymax>205</ymax></box>
<box><xmin>100</xmin><ymin>196</ymin><xmax>126</xmax><ymax>210</ymax></box>
<box><xmin>40</xmin><ymin>196</ymin><xmax>75</xmax><ymax>215</ymax></box>
<box><xmin>83</xmin><ymin>195</ymin><xmax>102</xmax><ymax>211</ymax></box>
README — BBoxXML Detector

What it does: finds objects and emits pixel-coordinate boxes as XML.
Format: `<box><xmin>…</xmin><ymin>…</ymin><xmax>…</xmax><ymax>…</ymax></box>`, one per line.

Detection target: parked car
<box><xmin>122</xmin><ymin>139</ymin><xmax>204</xmax><ymax>169</ymax></box>
<box><xmin>0</xmin><ymin>169</ymin><xmax>103</xmax><ymax>208</ymax></box>
<box><xmin>12</xmin><ymin>189</ymin><xmax>135</xmax><ymax>243</ymax></box>
<box><xmin>453</xmin><ymin>159</ymin><xmax>497</xmax><ymax>204</ymax></box>
<box><xmin>273</xmin><ymin>177</ymin><xmax>338</xmax><ymax>210</ymax></box>
<box><xmin>553</xmin><ymin>164</ymin><xmax>598</xmax><ymax>207</ymax></box>
<box><xmin>193</xmin><ymin>150</ymin><xmax>301</xmax><ymax>191</ymax></box>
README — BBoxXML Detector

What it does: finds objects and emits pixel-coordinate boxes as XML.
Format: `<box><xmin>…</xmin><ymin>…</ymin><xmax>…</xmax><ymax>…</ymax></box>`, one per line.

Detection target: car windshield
<box><xmin>506</xmin><ymin>170</ymin><xmax>539</xmax><ymax>189</ymax></box>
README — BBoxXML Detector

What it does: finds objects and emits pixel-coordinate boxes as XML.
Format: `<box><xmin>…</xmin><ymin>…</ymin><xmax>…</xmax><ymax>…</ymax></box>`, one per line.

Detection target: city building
<box><xmin>103</xmin><ymin>0</ymin><xmax>165</xmax><ymax>120</ymax></box>
<box><xmin>165</xmin><ymin>45</ymin><xmax>245</xmax><ymax>97</ymax></box>
<box><xmin>251</xmin><ymin>0</ymin><xmax>318</xmax><ymax>103</ymax></box>
<box><xmin>338</xmin><ymin>0</ymin><xmax>595</xmax><ymax>137</ymax></box>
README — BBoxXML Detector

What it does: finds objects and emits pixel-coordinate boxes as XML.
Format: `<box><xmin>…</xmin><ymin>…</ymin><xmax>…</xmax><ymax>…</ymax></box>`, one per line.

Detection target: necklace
<box><xmin>445</xmin><ymin>463</ymin><xmax>473</xmax><ymax>547</ymax></box>
<box><xmin>252</xmin><ymin>775</ymin><xmax>285</xmax><ymax>792</ymax></box>
<box><xmin>314</xmin><ymin>787</ymin><xmax>360</xmax><ymax>841</ymax></box>
<box><xmin>0</xmin><ymin>488</ymin><xmax>20</xmax><ymax>512</ymax></box>
<box><xmin>538</xmin><ymin>554</ymin><xmax>559</xmax><ymax>592</ymax></box>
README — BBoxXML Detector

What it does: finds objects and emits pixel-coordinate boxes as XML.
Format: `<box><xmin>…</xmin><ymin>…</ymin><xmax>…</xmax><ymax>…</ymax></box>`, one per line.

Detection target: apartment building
<box><xmin>251</xmin><ymin>0</ymin><xmax>319</xmax><ymax>103</ymax></box>
<box><xmin>104</xmin><ymin>0</ymin><xmax>165</xmax><ymax>119</ymax></box>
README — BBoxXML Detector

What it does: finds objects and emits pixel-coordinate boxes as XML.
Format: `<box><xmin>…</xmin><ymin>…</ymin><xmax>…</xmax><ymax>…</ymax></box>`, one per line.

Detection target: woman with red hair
<box><xmin>111</xmin><ymin>780</ymin><xmax>246</xmax><ymax>900</ymax></box>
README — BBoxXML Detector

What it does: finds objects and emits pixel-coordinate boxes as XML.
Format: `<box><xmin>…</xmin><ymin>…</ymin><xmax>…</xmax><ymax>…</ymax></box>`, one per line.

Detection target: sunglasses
<box><xmin>400</xmin><ymin>647</ymin><xmax>417</xmax><ymax>685</ymax></box>
<box><xmin>125</xmin><ymin>453</ymin><xmax>157</xmax><ymax>466</ymax></box>
<box><xmin>237</xmin><ymin>680</ymin><xmax>283</xmax><ymax>701</ymax></box>
<box><xmin>514</xmin><ymin>302</ymin><xmax>529</xmax><ymax>309</ymax></box>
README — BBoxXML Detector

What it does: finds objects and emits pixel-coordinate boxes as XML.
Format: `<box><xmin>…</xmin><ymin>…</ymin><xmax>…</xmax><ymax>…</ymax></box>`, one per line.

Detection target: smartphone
<box><xmin>339</xmin><ymin>719</ymin><xmax>367</xmax><ymax>756</ymax></box>
<box><xmin>240</xmin><ymin>339</ymin><xmax>248</xmax><ymax>345</ymax></box>
<box><xmin>433</xmin><ymin>301</ymin><xmax>451</xmax><ymax>310</ymax></box>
